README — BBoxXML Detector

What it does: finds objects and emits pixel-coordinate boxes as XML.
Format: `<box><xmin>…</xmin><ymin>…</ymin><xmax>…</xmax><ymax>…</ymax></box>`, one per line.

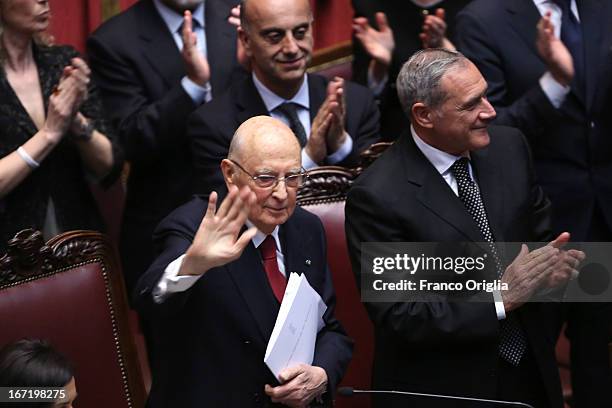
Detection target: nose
<box><xmin>479</xmin><ymin>97</ymin><xmax>497</xmax><ymax>121</ymax></box>
<box><xmin>271</xmin><ymin>179</ymin><xmax>289</xmax><ymax>201</ymax></box>
<box><xmin>281</xmin><ymin>33</ymin><xmax>299</xmax><ymax>55</ymax></box>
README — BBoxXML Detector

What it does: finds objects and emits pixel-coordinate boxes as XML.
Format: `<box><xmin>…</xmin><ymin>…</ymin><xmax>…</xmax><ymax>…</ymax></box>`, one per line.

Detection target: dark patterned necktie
<box><xmin>553</xmin><ymin>0</ymin><xmax>585</xmax><ymax>100</ymax></box>
<box><xmin>451</xmin><ymin>157</ymin><xmax>527</xmax><ymax>366</ymax></box>
<box><xmin>275</xmin><ymin>103</ymin><xmax>308</xmax><ymax>147</ymax></box>
<box><xmin>259</xmin><ymin>235</ymin><xmax>286</xmax><ymax>303</ymax></box>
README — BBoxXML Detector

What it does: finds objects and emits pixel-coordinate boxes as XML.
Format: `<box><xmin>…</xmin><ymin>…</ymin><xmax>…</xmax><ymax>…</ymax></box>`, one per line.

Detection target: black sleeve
<box><xmin>87</xmin><ymin>36</ymin><xmax>197</xmax><ymax>164</ymax></box>
<box><xmin>345</xmin><ymin>185</ymin><xmax>500</xmax><ymax>346</ymax></box>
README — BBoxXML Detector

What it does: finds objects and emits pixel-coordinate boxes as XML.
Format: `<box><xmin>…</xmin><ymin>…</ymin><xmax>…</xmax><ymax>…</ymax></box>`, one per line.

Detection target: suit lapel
<box><xmin>206</xmin><ymin>0</ymin><xmax>238</xmax><ymax>96</ymax></box>
<box><xmin>138</xmin><ymin>0</ymin><xmax>185</xmax><ymax>89</ymax></box>
<box><xmin>227</xmin><ymin>241</ymin><xmax>280</xmax><ymax>343</ymax></box>
<box><xmin>236</xmin><ymin>76</ymin><xmax>270</xmax><ymax>124</ymax></box>
<box><xmin>399</xmin><ymin>135</ymin><xmax>486</xmax><ymax>243</ymax></box>
<box><xmin>505</xmin><ymin>0</ymin><xmax>541</xmax><ymax>60</ymax></box>
<box><xmin>280</xmin><ymin>214</ymin><xmax>315</xmax><ymax>280</ymax></box>
<box><xmin>307</xmin><ymin>74</ymin><xmax>327</xmax><ymax>123</ymax></box>
<box><xmin>471</xmin><ymin>146</ymin><xmax>506</xmax><ymax>243</ymax></box>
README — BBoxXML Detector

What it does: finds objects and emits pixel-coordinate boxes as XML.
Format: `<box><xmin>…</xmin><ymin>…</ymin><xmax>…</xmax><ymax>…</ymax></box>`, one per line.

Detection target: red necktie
<box><xmin>259</xmin><ymin>235</ymin><xmax>286</xmax><ymax>302</ymax></box>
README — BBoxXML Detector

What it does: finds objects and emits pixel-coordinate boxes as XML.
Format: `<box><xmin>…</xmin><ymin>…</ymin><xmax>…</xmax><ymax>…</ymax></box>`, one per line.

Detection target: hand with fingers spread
<box><xmin>265</xmin><ymin>364</ymin><xmax>328</xmax><ymax>408</ymax></box>
<box><xmin>543</xmin><ymin>232</ymin><xmax>585</xmax><ymax>288</ymax></box>
<box><xmin>536</xmin><ymin>11</ymin><xmax>573</xmax><ymax>86</ymax></box>
<box><xmin>501</xmin><ymin>242</ymin><xmax>560</xmax><ymax>311</ymax></box>
<box><xmin>179</xmin><ymin>186</ymin><xmax>258</xmax><ymax>276</ymax></box>
<box><xmin>420</xmin><ymin>8</ymin><xmax>455</xmax><ymax>50</ymax></box>
<box><xmin>352</xmin><ymin>12</ymin><xmax>395</xmax><ymax>69</ymax></box>
<box><xmin>182</xmin><ymin>10</ymin><xmax>211</xmax><ymax>86</ymax></box>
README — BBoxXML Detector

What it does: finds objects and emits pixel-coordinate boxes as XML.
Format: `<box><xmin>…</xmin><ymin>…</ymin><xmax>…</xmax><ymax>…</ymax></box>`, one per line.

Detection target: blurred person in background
<box><xmin>0</xmin><ymin>0</ymin><xmax>122</xmax><ymax>252</ymax></box>
<box><xmin>351</xmin><ymin>0</ymin><xmax>472</xmax><ymax>141</ymax></box>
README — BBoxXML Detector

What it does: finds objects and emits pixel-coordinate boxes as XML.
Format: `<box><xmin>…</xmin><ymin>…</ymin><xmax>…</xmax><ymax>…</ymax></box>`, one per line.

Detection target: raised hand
<box><xmin>419</xmin><ymin>8</ymin><xmax>455</xmax><ymax>50</ymax></box>
<box><xmin>325</xmin><ymin>77</ymin><xmax>347</xmax><ymax>154</ymax></box>
<box><xmin>43</xmin><ymin>60</ymin><xmax>89</xmax><ymax>143</ymax></box>
<box><xmin>179</xmin><ymin>186</ymin><xmax>258</xmax><ymax>276</ymax></box>
<box><xmin>182</xmin><ymin>10</ymin><xmax>211</xmax><ymax>86</ymax></box>
<box><xmin>353</xmin><ymin>12</ymin><xmax>395</xmax><ymax>68</ymax></box>
<box><xmin>536</xmin><ymin>11</ymin><xmax>574</xmax><ymax>86</ymax></box>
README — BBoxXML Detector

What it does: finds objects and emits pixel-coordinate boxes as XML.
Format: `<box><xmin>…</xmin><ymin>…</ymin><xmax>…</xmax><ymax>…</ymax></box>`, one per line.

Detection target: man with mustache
<box><xmin>188</xmin><ymin>0</ymin><xmax>381</xmax><ymax>196</ymax></box>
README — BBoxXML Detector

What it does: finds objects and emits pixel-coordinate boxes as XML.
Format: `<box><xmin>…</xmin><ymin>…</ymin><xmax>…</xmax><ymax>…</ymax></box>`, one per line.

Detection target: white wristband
<box><xmin>17</xmin><ymin>146</ymin><xmax>40</xmax><ymax>169</ymax></box>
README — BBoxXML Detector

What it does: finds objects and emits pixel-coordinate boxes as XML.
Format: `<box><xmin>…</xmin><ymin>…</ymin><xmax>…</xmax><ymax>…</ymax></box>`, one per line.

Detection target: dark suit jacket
<box><xmin>351</xmin><ymin>0</ymin><xmax>472</xmax><ymax>141</ymax></box>
<box><xmin>455</xmin><ymin>0</ymin><xmax>612</xmax><ymax>241</ymax></box>
<box><xmin>87</xmin><ymin>0</ymin><xmax>245</xmax><ymax>292</ymax></box>
<box><xmin>0</xmin><ymin>44</ymin><xmax>122</xmax><ymax>251</ymax></box>
<box><xmin>135</xmin><ymin>197</ymin><xmax>353</xmax><ymax>407</ymax></box>
<box><xmin>345</xmin><ymin>126</ymin><xmax>564</xmax><ymax>407</ymax></box>
<box><xmin>456</xmin><ymin>3</ymin><xmax>612</xmax><ymax>406</ymax></box>
<box><xmin>188</xmin><ymin>74</ymin><xmax>381</xmax><ymax>195</ymax></box>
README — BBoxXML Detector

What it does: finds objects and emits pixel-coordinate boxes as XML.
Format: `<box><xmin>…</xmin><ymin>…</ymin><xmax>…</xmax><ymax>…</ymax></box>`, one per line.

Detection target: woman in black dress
<box><xmin>0</xmin><ymin>0</ymin><xmax>123</xmax><ymax>251</ymax></box>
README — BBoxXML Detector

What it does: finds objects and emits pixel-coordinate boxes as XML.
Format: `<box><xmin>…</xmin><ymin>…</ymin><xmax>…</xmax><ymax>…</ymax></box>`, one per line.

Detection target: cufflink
<box><xmin>305</xmin><ymin>259</ymin><xmax>312</xmax><ymax>266</ymax></box>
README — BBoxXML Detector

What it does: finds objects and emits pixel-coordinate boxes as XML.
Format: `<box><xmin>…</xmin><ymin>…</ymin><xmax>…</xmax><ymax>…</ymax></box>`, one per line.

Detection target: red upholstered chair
<box><xmin>298</xmin><ymin>166</ymin><xmax>372</xmax><ymax>408</ymax></box>
<box><xmin>0</xmin><ymin>229</ymin><xmax>146</xmax><ymax>408</ymax></box>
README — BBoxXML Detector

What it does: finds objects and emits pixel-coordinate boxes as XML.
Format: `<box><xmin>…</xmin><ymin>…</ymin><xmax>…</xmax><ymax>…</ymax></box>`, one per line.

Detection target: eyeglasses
<box><xmin>229</xmin><ymin>159</ymin><xmax>308</xmax><ymax>189</ymax></box>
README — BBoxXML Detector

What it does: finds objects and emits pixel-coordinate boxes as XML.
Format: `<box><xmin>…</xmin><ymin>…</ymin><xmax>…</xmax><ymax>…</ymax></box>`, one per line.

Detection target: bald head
<box><xmin>240</xmin><ymin>0</ymin><xmax>312</xmax><ymax>32</ymax></box>
<box><xmin>222</xmin><ymin>116</ymin><xmax>303</xmax><ymax>234</ymax></box>
<box><xmin>228</xmin><ymin>116</ymin><xmax>301</xmax><ymax>163</ymax></box>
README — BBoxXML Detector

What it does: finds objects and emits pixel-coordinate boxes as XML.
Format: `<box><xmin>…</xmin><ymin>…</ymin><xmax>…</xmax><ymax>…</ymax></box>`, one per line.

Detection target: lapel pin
<box><xmin>305</xmin><ymin>259</ymin><xmax>312</xmax><ymax>266</ymax></box>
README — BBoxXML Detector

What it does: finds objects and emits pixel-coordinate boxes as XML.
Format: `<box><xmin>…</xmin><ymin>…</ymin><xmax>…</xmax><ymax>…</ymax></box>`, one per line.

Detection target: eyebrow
<box><xmin>259</xmin><ymin>22</ymin><xmax>310</xmax><ymax>36</ymax></box>
<box><xmin>254</xmin><ymin>167</ymin><xmax>302</xmax><ymax>175</ymax></box>
<box><xmin>459</xmin><ymin>86</ymin><xmax>488</xmax><ymax>110</ymax></box>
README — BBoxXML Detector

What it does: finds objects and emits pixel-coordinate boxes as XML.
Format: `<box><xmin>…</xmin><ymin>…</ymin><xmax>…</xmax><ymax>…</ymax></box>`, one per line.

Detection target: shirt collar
<box><xmin>252</xmin><ymin>73</ymin><xmax>310</xmax><ymax>112</ymax></box>
<box><xmin>410</xmin><ymin>125</ymin><xmax>469</xmax><ymax>176</ymax></box>
<box><xmin>246</xmin><ymin>220</ymin><xmax>282</xmax><ymax>252</ymax></box>
<box><xmin>153</xmin><ymin>0</ymin><xmax>205</xmax><ymax>34</ymax></box>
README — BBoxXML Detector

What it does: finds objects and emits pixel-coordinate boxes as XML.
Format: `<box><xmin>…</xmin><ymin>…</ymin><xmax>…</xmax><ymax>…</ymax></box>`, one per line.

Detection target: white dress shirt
<box><xmin>153</xmin><ymin>222</ymin><xmax>283</xmax><ymax>303</ymax></box>
<box><xmin>251</xmin><ymin>73</ymin><xmax>353</xmax><ymax>169</ymax></box>
<box><xmin>153</xmin><ymin>0</ymin><xmax>212</xmax><ymax>103</ymax></box>
<box><xmin>411</xmin><ymin>126</ymin><xmax>506</xmax><ymax>319</ymax></box>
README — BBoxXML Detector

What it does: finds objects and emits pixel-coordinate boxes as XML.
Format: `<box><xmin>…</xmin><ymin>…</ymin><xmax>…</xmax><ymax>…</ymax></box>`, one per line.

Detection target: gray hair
<box><xmin>396</xmin><ymin>48</ymin><xmax>468</xmax><ymax>119</ymax></box>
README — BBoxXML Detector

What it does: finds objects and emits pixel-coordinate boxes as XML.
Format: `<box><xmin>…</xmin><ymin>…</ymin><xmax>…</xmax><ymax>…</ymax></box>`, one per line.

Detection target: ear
<box><xmin>238</xmin><ymin>27</ymin><xmax>253</xmax><ymax>57</ymax></box>
<box><xmin>221</xmin><ymin>159</ymin><xmax>237</xmax><ymax>189</ymax></box>
<box><xmin>411</xmin><ymin>102</ymin><xmax>435</xmax><ymax>129</ymax></box>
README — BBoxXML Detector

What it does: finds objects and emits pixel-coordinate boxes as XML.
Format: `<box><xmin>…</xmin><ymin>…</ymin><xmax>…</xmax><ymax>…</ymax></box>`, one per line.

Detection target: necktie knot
<box><xmin>259</xmin><ymin>235</ymin><xmax>277</xmax><ymax>260</ymax></box>
<box><xmin>450</xmin><ymin>157</ymin><xmax>471</xmax><ymax>183</ymax></box>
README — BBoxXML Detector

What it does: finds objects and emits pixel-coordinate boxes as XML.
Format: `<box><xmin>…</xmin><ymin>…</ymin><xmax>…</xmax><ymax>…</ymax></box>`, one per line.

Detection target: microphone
<box><xmin>337</xmin><ymin>386</ymin><xmax>535</xmax><ymax>408</ymax></box>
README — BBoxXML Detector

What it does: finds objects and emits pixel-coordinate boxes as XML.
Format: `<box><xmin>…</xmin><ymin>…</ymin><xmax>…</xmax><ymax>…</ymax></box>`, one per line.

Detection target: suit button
<box><xmin>253</xmin><ymin>392</ymin><xmax>261</xmax><ymax>403</ymax></box>
<box><xmin>244</xmin><ymin>339</ymin><xmax>251</xmax><ymax>345</ymax></box>
<box><xmin>591</xmin><ymin>121</ymin><xmax>596</xmax><ymax>129</ymax></box>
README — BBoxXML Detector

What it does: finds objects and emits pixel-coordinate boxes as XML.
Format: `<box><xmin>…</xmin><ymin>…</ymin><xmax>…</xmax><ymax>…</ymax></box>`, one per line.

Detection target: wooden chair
<box><xmin>0</xmin><ymin>229</ymin><xmax>146</xmax><ymax>408</ymax></box>
<box><xmin>308</xmin><ymin>40</ymin><xmax>353</xmax><ymax>80</ymax></box>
